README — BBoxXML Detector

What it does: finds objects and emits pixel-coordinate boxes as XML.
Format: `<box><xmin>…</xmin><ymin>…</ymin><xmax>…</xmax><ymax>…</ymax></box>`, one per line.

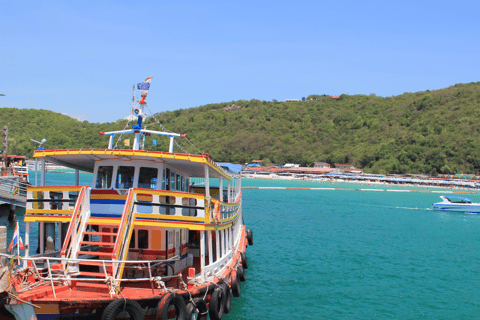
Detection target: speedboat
<box><xmin>432</xmin><ymin>196</ymin><xmax>480</xmax><ymax>213</ymax></box>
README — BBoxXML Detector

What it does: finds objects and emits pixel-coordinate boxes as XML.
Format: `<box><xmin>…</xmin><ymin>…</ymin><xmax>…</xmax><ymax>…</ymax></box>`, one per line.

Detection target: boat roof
<box><xmin>443</xmin><ymin>196</ymin><xmax>472</xmax><ymax>202</ymax></box>
<box><xmin>217</xmin><ymin>162</ymin><xmax>242</xmax><ymax>174</ymax></box>
<box><xmin>32</xmin><ymin>148</ymin><xmax>232</xmax><ymax>180</ymax></box>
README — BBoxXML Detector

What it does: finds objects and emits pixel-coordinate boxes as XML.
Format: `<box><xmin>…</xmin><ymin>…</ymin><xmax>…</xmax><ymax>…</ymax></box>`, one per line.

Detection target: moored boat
<box><xmin>432</xmin><ymin>196</ymin><xmax>480</xmax><ymax>213</ymax></box>
<box><xmin>0</xmin><ymin>77</ymin><xmax>252</xmax><ymax>320</ymax></box>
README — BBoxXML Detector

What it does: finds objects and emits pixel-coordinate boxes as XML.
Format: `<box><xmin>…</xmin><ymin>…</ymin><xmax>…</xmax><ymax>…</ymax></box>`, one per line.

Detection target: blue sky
<box><xmin>1</xmin><ymin>0</ymin><xmax>479</xmax><ymax>123</ymax></box>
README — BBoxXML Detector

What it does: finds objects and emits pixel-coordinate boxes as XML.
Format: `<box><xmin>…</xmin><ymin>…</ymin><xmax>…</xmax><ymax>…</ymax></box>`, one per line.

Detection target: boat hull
<box><xmin>432</xmin><ymin>203</ymin><xmax>480</xmax><ymax>213</ymax></box>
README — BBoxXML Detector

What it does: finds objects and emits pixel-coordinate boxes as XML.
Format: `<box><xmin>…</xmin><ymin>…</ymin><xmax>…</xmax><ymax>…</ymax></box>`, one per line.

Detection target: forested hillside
<box><xmin>1</xmin><ymin>82</ymin><xmax>480</xmax><ymax>174</ymax></box>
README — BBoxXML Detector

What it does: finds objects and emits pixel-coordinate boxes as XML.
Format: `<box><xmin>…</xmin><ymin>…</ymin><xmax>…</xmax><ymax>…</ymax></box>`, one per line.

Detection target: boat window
<box><xmin>95</xmin><ymin>166</ymin><xmax>113</xmax><ymax>189</ymax></box>
<box><xmin>116</xmin><ymin>166</ymin><xmax>135</xmax><ymax>189</ymax></box>
<box><xmin>185</xmin><ymin>178</ymin><xmax>189</xmax><ymax>191</ymax></box>
<box><xmin>170</xmin><ymin>172</ymin><xmax>175</xmax><ymax>190</ymax></box>
<box><xmin>162</xmin><ymin>169</ymin><xmax>166</xmax><ymax>190</ymax></box>
<box><xmin>176</xmin><ymin>174</ymin><xmax>181</xmax><ymax>191</ymax></box>
<box><xmin>129</xmin><ymin>230</ymin><xmax>136</xmax><ymax>248</ymax></box>
<box><xmin>138</xmin><ymin>229</ymin><xmax>149</xmax><ymax>249</ymax></box>
<box><xmin>182</xmin><ymin>177</ymin><xmax>185</xmax><ymax>192</ymax></box>
<box><xmin>138</xmin><ymin>167</ymin><xmax>158</xmax><ymax>189</ymax></box>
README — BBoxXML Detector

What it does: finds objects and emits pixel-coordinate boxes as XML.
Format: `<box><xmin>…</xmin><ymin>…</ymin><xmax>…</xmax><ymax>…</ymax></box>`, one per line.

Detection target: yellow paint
<box><xmin>26</xmin><ymin>209</ymin><xmax>72</xmax><ymax>215</ymax></box>
<box><xmin>135</xmin><ymin>213</ymin><xmax>207</xmax><ymax>223</ymax></box>
<box><xmin>90</xmin><ymin>194</ymin><xmax>126</xmax><ymax>200</ymax></box>
<box><xmin>87</xmin><ymin>218</ymin><xmax>121</xmax><ymax>225</ymax></box>
<box><xmin>133</xmin><ymin>189</ymin><xmax>206</xmax><ymax>200</ymax></box>
<box><xmin>28</xmin><ymin>186</ymin><xmax>83</xmax><ymax>192</ymax></box>
<box><xmin>24</xmin><ymin>216</ymin><xmax>72</xmax><ymax>222</ymax></box>
<box><xmin>33</xmin><ymin>149</ymin><xmax>231</xmax><ymax>179</ymax></box>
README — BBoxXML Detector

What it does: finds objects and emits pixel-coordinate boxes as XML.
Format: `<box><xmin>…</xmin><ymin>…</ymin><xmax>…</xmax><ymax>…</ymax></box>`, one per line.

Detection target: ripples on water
<box><xmin>226</xmin><ymin>179</ymin><xmax>480</xmax><ymax>319</ymax></box>
<box><xmin>7</xmin><ymin>173</ymin><xmax>480</xmax><ymax>319</ymax></box>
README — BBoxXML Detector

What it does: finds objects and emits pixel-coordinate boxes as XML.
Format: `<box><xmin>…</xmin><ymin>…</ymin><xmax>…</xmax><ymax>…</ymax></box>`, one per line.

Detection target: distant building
<box><xmin>285</xmin><ymin>99</ymin><xmax>300</xmax><ymax>102</ymax></box>
<box><xmin>331</xmin><ymin>95</ymin><xmax>340</xmax><ymax>99</ymax></box>
<box><xmin>314</xmin><ymin>162</ymin><xmax>330</xmax><ymax>168</ymax></box>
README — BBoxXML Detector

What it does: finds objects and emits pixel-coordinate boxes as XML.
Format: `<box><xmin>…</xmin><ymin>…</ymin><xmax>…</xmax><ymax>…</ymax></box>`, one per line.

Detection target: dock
<box><xmin>0</xmin><ymin>176</ymin><xmax>27</xmax><ymax>207</ymax></box>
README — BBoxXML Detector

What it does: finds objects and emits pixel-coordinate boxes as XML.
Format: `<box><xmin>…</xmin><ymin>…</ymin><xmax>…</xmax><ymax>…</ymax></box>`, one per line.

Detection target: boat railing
<box><xmin>113</xmin><ymin>188</ymin><xmax>137</xmax><ymax>279</ymax></box>
<box><xmin>26</xmin><ymin>186</ymin><xmax>86</xmax><ymax>219</ymax></box>
<box><xmin>203</xmin><ymin>219</ymin><xmax>243</xmax><ymax>278</ymax></box>
<box><xmin>1</xmin><ymin>253</ymin><xmax>181</xmax><ymax>299</ymax></box>
<box><xmin>0</xmin><ymin>176</ymin><xmax>29</xmax><ymax>196</ymax></box>
<box><xmin>60</xmin><ymin>186</ymin><xmax>91</xmax><ymax>262</ymax></box>
<box><xmin>131</xmin><ymin>188</ymin><xmax>241</xmax><ymax>225</ymax></box>
<box><xmin>131</xmin><ymin>188</ymin><xmax>207</xmax><ymax>218</ymax></box>
<box><xmin>212</xmin><ymin>191</ymin><xmax>242</xmax><ymax>221</ymax></box>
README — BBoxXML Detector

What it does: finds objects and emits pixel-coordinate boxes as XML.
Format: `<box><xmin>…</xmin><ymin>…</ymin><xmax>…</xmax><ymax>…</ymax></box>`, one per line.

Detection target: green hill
<box><xmin>2</xmin><ymin>81</ymin><xmax>480</xmax><ymax>174</ymax></box>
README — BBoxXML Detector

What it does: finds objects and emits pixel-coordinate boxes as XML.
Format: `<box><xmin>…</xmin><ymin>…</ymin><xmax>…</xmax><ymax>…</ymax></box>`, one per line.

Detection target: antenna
<box><xmin>30</xmin><ymin>138</ymin><xmax>47</xmax><ymax>150</ymax></box>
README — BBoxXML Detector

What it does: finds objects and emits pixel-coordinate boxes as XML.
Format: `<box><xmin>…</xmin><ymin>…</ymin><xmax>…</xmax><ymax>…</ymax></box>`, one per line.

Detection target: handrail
<box><xmin>115</xmin><ymin>193</ymin><xmax>137</xmax><ymax>280</ymax></box>
<box><xmin>2</xmin><ymin>253</ymin><xmax>182</xmax><ymax>297</ymax></box>
<box><xmin>112</xmin><ymin>188</ymin><xmax>135</xmax><ymax>274</ymax></box>
<box><xmin>60</xmin><ymin>187</ymin><xmax>87</xmax><ymax>258</ymax></box>
<box><xmin>60</xmin><ymin>187</ymin><xmax>91</xmax><ymax>264</ymax></box>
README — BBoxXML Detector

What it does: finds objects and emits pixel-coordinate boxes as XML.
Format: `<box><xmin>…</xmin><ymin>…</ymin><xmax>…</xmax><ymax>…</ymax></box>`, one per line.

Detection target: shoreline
<box><xmin>241</xmin><ymin>174</ymin><xmax>479</xmax><ymax>192</ymax></box>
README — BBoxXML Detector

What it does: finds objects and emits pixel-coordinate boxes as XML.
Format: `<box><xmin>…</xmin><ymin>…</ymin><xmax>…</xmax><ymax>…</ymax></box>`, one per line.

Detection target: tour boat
<box><xmin>432</xmin><ymin>196</ymin><xmax>480</xmax><ymax>213</ymax></box>
<box><xmin>0</xmin><ymin>78</ymin><xmax>252</xmax><ymax>320</ymax></box>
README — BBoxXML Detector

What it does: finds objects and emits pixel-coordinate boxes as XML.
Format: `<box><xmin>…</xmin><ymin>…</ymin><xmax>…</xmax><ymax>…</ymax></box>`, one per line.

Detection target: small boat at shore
<box><xmin>432</xmin><ymin>196</ymin><xmax>480</xmax><ymax>213</ymax></box>
<box><xmin>0</xmin><ymin>77</ymin><xmax>252</xmax><ymax>320</ymax></box>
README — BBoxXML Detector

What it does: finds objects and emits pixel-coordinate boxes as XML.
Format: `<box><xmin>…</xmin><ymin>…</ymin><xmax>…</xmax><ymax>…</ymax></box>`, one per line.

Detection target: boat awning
<box><xmin>217</xmin><ymin>162</ymin><xmax>242</xmax><ymax>174</ymax></box>
<box><xmin>32</xmin><ymin>149</ymin><xmax>232</xmax><ymax>180</ymax></box>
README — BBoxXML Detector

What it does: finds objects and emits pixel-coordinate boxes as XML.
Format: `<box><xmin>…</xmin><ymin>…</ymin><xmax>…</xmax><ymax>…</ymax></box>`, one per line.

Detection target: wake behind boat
<box><xmin>432</xmin><ymin>196</ymin><xmax>480</xmax><ymax>213</ymax></box>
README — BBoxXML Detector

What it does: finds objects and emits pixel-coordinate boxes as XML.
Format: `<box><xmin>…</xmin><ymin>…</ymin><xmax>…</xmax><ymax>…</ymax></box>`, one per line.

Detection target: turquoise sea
<box><xmin>3</xmin><ymin>172</ymin><xmax>480</xmax><ymax>319</ymax></box>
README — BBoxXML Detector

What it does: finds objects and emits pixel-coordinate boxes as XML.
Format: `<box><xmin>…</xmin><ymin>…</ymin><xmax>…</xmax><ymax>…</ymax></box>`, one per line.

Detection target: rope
<box><xmin>145</xmin><ymin>105</ymin><xmax>203</xmax><ymax>154</ymax></box>
<box><xmin>105</xmin><ymin>276</ymin><xmax>121</xmax><ymax>297</ymax></box>
<box><xmin>112</xmin><ymin>118</ymin><xmax>133</xmax><ymax>149</ymax></box>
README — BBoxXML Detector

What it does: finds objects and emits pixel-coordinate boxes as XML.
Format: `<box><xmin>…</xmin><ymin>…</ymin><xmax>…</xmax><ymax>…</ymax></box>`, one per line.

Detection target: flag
<box><xmin>8</xmin><ymin>222</ymin><xmax>24</xmax><ymax>252</ymax></box>
<box><xmin>137</xmin><ymin>76</ymin><xmax>153</xmax><ymax>93</ymax></box>
<box><xmin>124</xmin><ymin>139</ymin><xmax>130</xmax><ymax>146</ymax></box>
<box><xmin>152</xmin><ymin>139</ymin><xmax>157</xmax><ymax>146</ymax></box>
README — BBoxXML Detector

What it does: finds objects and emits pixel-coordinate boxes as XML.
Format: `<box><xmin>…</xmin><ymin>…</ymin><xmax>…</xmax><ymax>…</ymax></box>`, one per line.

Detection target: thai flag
<box><xmin>8</xmin><ymin>222</ymin><xmax>24</xmax><ymax>252</ymax></box>
<box><xmin>137</xmin><ymin>76</ymin><xmax>153</xmax><ymax>93</ymax></box>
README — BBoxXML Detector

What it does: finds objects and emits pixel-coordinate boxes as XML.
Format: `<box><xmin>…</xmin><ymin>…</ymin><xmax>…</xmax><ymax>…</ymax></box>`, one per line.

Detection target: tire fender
<box><xmin>247</xmin><ymin>229</ymin><xmax>253</xmax><ymax>246</ymax></box>
<box><xmin>237</xmin><ymin>265</ymin><xmax>246</xmax><ymax>282</ymax></box>
<box><xmin>209</xmin><ymin>287</ymin><xmax>225</xmax><ymax>320</ymax></box>
<box><xmin>101</xmin><ymin>299</ymin><xmax>144</xmax><ymax>320</ymax></box>
<box><xmin>221</xmin><ymin>282</ymin><xmax>231</xmax><ymax>314</ymax></box>
<box><xmin>185</xmin><ymin>298</ymin><xmax>208</xmax><ymax>320</ymax></box>
<box><xmin>231</xmin><ymin>270</ymin><xmax>241</xmax><ymax>298</ymax></box>
<box><xmin>155</xmin><ymin>293</ymin><xmax>187</xmax><ymax>320</ymax></box>
<box><xmin>240</xmin><ymin>252</ymin><xmax>248</xmax><ymax>269</ymax></box>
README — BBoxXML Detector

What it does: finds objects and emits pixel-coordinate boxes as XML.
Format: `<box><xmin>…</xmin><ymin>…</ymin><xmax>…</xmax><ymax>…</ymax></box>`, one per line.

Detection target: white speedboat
<box><xmin>432</xmin><ymin>196</ymin><xmax>480</xmax><ymax>213</ymax></box>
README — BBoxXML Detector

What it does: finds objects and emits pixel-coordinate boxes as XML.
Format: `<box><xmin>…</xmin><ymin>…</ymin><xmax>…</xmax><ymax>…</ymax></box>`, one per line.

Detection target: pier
<box><xmin>0</xmin><ymin>176</ymin><xmax>28</xmax><ymax>220</ymax></box>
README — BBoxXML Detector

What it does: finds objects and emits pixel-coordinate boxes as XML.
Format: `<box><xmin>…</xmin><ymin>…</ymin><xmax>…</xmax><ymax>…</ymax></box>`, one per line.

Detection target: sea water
<box><xmin>4</xmin><ymin>172</ymin><xmax>480</xmax><ymax>319</ymax></box>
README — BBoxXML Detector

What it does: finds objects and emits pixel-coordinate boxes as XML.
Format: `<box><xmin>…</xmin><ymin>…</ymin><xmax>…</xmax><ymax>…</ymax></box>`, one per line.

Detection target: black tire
<box><xmin>240</xmin><ymin>252</ymin><xmax>248</xmax><ymax>269</ymax></box>
<box><xmin>209</xmin><ymin>287</ymin><xmax>225</xmax><ymax>320</ymax></box>
<box><xmin>231</xmin><ymin>270</ymin><xmax>241</xmax><ymax>298</ymax></box>
<box><xmin>156</xmin><ymin>293</ymin><xmax>187</xmax><ymax>320</ymax></box>
<box><xmin>237</xmin><ymin>265</ymin><xmax>246</xmax><ymax>282</ymax></box>
<box><xmin>247</xmin><ymin>229</ymin><xmax>253</xmax><ymax>246</ymax></box>
<box><xmin>101</xmin><ymin>299</ymin><xmax>144</xmax><ymax>320</ymax></box>
<box><xmin>221</xmin><ymin>282</ymin><xmax>231</xmax><ymax>314</ymax></box>
<box><xmin>185</xmin><ymin>298</ymin><xmax>208</xmax><ymax>320</ymax></box>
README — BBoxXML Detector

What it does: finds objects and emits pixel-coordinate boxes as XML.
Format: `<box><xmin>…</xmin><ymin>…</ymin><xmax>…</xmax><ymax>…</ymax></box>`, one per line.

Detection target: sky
<box><xmin>1</xmin><ymin>0</ymin><xmax>479</xmax><ymax>123</ymax></box>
